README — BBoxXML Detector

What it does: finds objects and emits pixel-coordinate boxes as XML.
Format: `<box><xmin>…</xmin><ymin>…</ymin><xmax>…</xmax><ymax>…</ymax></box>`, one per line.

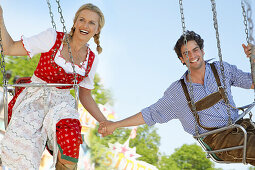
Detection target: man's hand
<box><xmin>98</xmin><ymin>121</ymin><xmax>117</xmax><ymax>137</ymax></box>
<box><xmin>242</xmin><ymin>43</ymin><xmax>255</xmax><ymax>59</ymax></box>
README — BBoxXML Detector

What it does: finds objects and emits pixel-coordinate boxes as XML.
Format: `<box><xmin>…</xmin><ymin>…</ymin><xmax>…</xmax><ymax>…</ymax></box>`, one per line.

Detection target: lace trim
<box><xmin>21</xmin><ymin>36</ymin><xmax>32</xmax><ymax>58</ymax></box>
<box><xmin>54</xmin><ymin>42</ymin><xmax>91</xmax><ymax>76</ymax></box>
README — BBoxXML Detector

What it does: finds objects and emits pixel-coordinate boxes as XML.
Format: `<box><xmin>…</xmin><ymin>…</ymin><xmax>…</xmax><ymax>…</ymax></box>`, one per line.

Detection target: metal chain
<box><xmin>0</xmin><ymin>28</ymin><xmax>7</xmax><ymax>86</ymax></box>
<box><xmin>246</xmin><ymin>1</ymin><xmax>254</xmax><ymax>44</ymax></box>
<box><xmin>46</xmin><ymin>0</ymin><xmax>57</xmax><ymax>30</ymax></box>
<box><xmin>241</xmin><ymin>0</ymin><xmax>255</xmax><ymax>101</ymax></box>
<box><xmin>0</xmin><ymin>28</ymin><xmax>9</xmax><ymax>129</ymax></box>
<box><xmin>55</xmin><ymin>0</ymin><xmax>79</xmax><ymax>109</ymax></box>
<box><xmin>210</xmin><ymin>0</ymin><xmax>232</xmax><ymax>125</ymax></box>
<box><xmin>241</xmin><ymin>0</ymin><xmax>254</xmax><ymax>44</ymax></box>
<box><xmin>179</xmin><ymin>0</ymin><xmax>199</xmax><ymax>135</ymax></box>
<box><xmin>241</xmin><ymin>1</ymin><xmax>249</xmax><ymax>44</ymax></box>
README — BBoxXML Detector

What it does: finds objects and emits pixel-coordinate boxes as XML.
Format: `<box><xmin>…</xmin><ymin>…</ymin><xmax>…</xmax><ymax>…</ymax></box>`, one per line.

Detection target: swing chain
<box><xmin>55</xmin><ymin>0</ymin><xmax>77</xmax><ymax>83</ymax></box>
<box><xmin>179</xmin><ymin>0</ymin><xmax>199</xmax><ymax>135</ymax></box>
<box><xmin>241</xmin><ymin>0</ymin><xmax>255</xmax><ymax>101</ymax></box>
<box><xmin>245</xmin><ymin>0</ymin><xmax>254</xmax><ymax>44</ymax></box>
<box><xmin>241</xmin><ymin>1</ymin><xmax>249</xmax><ymax>44</ymax></box>
<box><xmin>46</xmin><ymin>0</ymin><xmax>57</xmax><ymax>30</ymax></box>
<box><xmin>241</xmin><ymin>0</ymin><xmax>254</xmax><ymax>44</ymax></box>
<box><xmin>0</xmin><ymin>28</ymin><xmax>7</xmax><ymax>86</ymax></box>
<box><xmin>55</xmin><ymin>0</ymin><xmax>79</xmax><ymax>109</ymax></box>
<box><xmin>179</xmin><ymin>0</ymin><xmax>186</xmax><ymax>38</ymax></box>
<box><xmin>210</xmin><ymin>0</ymin><xmax>232</xmax><ymax>125</ymax></box>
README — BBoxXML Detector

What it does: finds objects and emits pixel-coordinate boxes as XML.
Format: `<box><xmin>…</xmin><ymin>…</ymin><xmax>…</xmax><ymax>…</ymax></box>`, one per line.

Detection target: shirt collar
<box><xmin>180</xmin><ymin>58</ymin><xmax>215</xmax><ymax>83</ymax></box>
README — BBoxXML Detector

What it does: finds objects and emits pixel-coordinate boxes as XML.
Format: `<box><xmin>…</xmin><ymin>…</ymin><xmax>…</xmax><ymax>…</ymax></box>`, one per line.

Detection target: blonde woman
<box><xmin>0</xmin><ymin>3</ymin><xmax>106</xmax><ymax>169</ymax></box>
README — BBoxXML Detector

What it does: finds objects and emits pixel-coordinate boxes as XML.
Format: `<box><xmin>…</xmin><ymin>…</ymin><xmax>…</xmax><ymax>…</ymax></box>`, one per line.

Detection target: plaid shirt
<box><xmin>141</xmin><ymin>61</ymin><xmax>252</xmax><ymax>135</ymax></box>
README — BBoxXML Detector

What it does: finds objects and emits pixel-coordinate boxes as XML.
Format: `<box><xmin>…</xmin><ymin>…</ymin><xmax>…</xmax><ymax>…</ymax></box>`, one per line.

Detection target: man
<box><xmin>99</xmin><ymin>31</ymin><xmax>255</xmax><ymax>165</ymax></box>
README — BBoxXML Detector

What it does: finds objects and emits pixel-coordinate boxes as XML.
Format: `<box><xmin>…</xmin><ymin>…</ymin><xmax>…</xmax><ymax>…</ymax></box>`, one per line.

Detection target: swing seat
<box><xmin>194</xmin><ymin>101</ymin><xmax>255</xmax><ymax>164</ymax></box>
<box><xmin>199</xmin><ymin>137</ymin><xmax>222</xmax><ymax>161</ymax></box>
<box><xmin>195</xmin><ymin>124</ymin><xmax>248</xmax><ymax>164</ymax></box>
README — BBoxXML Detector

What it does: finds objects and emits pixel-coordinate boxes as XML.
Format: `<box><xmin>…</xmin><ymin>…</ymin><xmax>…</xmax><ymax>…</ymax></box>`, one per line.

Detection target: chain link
<box><xmin>0</xmin><ymin>27</ymin><xmax>9</xmax><ymax>129</ymax></box>
<box><xmin>179</xmin><ymin>0</ymin><xmax>199</xmax><ymax>135</ymax></box>
<box><xmin>241</xmin><ymin>1</ymin><xmax>249</xmax><ymax>44</ymax></box>
<box><xmin>241</xmin><ymin>0</ymin><xmax>255</xmax><ymax>101</ymax></box>
<box><xmin>245</xmin><ymin>1</ymin><xmax>254</xmax><ymax>44</ymax></box>
<box><xmin>0</xmin><ymin>28</ymin><xmax>7</xmax><ymax>86</ymax></box>
<box><xmin>55</xmin><ymin>0</ymin><xmax>79</xmax><ymax>109</ymax></box>
<box><xmin>242</xmin><ymin>0</ymin><xmax>254</xmax><ymax>44</ymax></box>
<box><xmin>46</xmin><ymin>0</ymin><xmax>57</xmax><ymax>30</ymax></box>
<box><xmin>210</xmin><ymin>0</ymin><xmax>232</xmax><ymax>125</ymax></box>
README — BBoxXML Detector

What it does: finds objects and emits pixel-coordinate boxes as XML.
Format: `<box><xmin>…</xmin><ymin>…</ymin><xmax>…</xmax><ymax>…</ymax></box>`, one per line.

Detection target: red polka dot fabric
<box><xmin>56</xmin><ymin>119</ymin><xmax>83</xmax><ymax>161</ymax></box>
<box><xmin>33</xmin><ymin>32</ymin><xmax>95</xmax><ymax>89</ymax></box>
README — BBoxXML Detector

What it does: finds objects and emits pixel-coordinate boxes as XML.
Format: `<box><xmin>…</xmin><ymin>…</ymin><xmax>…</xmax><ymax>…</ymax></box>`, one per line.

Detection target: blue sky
<box><xmin>2</xmin><ymin>0</ymin><xmax>255</xmax><ymax>169</ymax></box>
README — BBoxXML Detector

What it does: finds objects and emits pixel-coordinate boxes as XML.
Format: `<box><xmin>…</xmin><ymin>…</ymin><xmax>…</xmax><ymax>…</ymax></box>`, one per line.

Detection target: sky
<box><xmin>1</xmin><ymin>0</ymin><xmax>255</xmax><ymax>169</ymax></box>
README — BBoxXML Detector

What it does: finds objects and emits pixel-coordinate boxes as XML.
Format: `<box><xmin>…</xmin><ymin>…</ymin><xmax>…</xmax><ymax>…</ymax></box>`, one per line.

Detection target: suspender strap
<box><xmin>180</xmin><ymin>78</ymin><xmax>217</xmax><ymax>131</ymax></box>
<box><xmin>210</xmin><ymin>63</ymin><xmax>221</xmax><ymax>86</ymax></box>
<box><xmin>180</xmin><ymin>63</ymin><xmax>227</xmax><ymax>131</ymax></box>
<box><xmin>210</xmin><ymin>63</ymin><xmax>228</xmax><ymax>103</ymax></box>
<box><xmin>180</xmin><ymin>79</ymin><xmax>192</xmax><ymax>109</ymax></box>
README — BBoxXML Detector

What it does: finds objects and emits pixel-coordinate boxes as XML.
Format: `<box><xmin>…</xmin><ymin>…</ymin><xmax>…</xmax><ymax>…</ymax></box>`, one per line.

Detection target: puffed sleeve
<box><xmin>21</xmin><ymin>28</ymin><xmax>57</xmax><ymax>58</ymax></box>
<box><xmin>79</xmin><ymin>55</ymin><xmax>99</xmax><ymax>90</ymax></box>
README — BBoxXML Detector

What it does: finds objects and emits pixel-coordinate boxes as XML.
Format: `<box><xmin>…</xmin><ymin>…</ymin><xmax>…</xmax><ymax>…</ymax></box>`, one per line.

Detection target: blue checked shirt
<box><xmin>141</xmin><ymin>61</ymin><xmax>252</xmax><ymax>135</ymax></box>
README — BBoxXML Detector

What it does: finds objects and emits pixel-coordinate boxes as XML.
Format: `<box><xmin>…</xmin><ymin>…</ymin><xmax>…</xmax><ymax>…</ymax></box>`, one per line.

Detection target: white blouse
<box><xmin>21</xmin><ymin>28</ymin><xmax>98</xmax><ymax>89</ymax></box>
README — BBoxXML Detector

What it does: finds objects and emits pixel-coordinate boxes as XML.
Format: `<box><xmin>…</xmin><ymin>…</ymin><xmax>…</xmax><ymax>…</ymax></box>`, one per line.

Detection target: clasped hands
<box><xmin>98</xmin><ymin>120</ymin><xmax>117</xmax><ymax>137</ymax></box>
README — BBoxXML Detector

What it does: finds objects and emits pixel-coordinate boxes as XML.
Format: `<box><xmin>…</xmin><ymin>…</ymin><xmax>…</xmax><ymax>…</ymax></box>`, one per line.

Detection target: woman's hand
<box><xmin>98</xmin><ymin>120</ymin><xmax>117</xmax><ymax>137</ymax></box>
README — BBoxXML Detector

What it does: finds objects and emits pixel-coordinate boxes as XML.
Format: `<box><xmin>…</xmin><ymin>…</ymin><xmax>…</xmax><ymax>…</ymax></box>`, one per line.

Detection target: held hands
<box><xmin>242</xmin><ymin>43</ymin><xmax>255</xmax><ymax>59</ymax></box>
<box><xmin>98</xmin><ymin>120</ymin><xmax>117</xmax><ymax>137</ymax></box>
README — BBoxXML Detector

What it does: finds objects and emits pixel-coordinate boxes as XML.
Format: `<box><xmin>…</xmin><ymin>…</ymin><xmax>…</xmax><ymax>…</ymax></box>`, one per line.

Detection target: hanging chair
<box><xmin>178</xmin><ymin>0</ymin><xmax>255</xmax><ymax>164</ymax></box>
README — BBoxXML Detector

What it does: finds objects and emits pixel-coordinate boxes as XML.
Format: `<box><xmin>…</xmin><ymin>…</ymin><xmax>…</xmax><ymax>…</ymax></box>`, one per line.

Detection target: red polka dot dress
<box><xmin>0</xmin><ymin>28</ymin><xmax>98</xmax><ymax>169</ymax></box>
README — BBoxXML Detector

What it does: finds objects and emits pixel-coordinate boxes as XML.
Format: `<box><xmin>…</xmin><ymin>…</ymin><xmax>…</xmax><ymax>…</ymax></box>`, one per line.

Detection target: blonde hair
<box><xmin>70</xmin><ymin>3</ymin><xmax>105</xmax><ymax>54</ymax></box>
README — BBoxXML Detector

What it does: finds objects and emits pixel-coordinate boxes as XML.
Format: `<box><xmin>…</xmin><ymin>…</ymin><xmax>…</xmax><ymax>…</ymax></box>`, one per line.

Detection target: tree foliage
<box><xmin>249</xmin><ymin>166</ymin><xmax>255</xmax><ymax>170</ymax></box>
<box><xmin>92</xmin><ymin>74</ymin><xmax>113</xmax><ymax>106</ymax></box>
<box><xmin>158</xmin><ymin>144</ymin><xmax>221</xmax><ymax>170</ymax></box>
<box><xmin>89</xmin><ymin>125</ymin><xmax>161</xmax><ymax>168</ymax></box>
<box><xmin>0</xmin><ymin>55</ymin><xmax>40</xmax><ymax>85</ymax></box>
<box><xmin>129</xmin><ymin>125</ymin><xmax>160</xmax><ymax>165</ymax></box>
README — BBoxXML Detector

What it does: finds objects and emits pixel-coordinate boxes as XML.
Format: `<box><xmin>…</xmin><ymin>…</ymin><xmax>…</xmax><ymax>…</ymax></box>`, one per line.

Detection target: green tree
<box><xmin>249</xmin><ymin>166</ymin><xmax>255</xmax><ymax>170</ymax></box>
<box><xmin>89</xmin><ymin>125</ymin><xmax>161</xmax><ymax>169</ymax></box>
<box><xmin>158</xmin><ymin>144</ymin><xmax>222</xmax><ymax>170</ymax></box>
<box><xmin>158</xmin><ymin>155</ymin><xmax>179</xmax><ymax>170</ymax></box>
<box><xmin>129</xmin><ymin>125</ymin><xmax>160</xmax><ymax>165</ymax></box>
<box><xmin>0</xmin><ymin>55</ymin><xmax>40</xmax><ymax>85</ymax></box>
<box><xmin>92</xmin><ymin>74</ymin><xmax>113</xmax><ymax>105</ymax></box>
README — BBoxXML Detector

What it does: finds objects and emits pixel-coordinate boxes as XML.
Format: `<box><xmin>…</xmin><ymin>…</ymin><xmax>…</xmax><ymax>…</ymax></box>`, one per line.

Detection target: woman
<box><xmin>0</xmin><ymin>3</ymin><xmax>106</xmax><ymax>169</ymax></box>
